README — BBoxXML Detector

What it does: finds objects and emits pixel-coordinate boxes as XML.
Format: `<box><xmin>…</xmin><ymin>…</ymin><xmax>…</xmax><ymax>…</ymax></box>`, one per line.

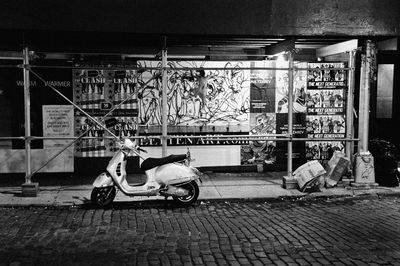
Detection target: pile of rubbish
<box><xmin>287</xmin><ymin>138</ymin><xmax>400</xmax><ymax>192</ymax></box>
<box><xmin>292</xmin><ymin>151</ymin><xmax>351</xmax><ymax>192</ymax></box>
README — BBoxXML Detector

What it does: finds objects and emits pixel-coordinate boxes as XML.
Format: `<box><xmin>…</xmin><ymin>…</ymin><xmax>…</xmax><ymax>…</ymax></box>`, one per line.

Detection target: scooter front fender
<box><xmin>93</xmin><ymin>172</ymin><xmax>115</xmax><ymax>188</ymax></box>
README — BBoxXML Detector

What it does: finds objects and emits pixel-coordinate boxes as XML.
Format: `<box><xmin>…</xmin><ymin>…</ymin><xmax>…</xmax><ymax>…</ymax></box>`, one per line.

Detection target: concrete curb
<box><xmin>1</xmin><ymin>190</ymin><xmax>399</xmax><ymax>209</ymax></box>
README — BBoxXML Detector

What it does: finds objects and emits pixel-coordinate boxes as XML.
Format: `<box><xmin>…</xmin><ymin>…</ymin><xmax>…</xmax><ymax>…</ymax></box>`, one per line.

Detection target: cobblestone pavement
<box><xmin>1</xmin><ymin>196</ymin><xmax>400</xmax><ymax>266</ymax></box>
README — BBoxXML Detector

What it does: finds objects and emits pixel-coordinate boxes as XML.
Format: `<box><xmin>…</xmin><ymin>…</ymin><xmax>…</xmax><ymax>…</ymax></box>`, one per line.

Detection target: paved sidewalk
<box><xmin>1</xmin><ymin>171</ymin><xmax>400</xmax><ymax>207</ymax></box>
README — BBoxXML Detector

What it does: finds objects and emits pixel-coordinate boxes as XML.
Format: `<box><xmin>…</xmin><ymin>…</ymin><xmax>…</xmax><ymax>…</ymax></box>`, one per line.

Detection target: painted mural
<box><xmin>136</xmin><ymin>61</ymin><xmax>250</xmax><ymax>129</ymax></box>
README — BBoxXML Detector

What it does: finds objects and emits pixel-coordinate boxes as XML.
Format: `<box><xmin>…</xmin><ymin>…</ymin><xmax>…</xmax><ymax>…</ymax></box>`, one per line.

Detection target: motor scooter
<box><xmin>91</xmin><ymin>138</ymin><xmax>203</xmax><ymax>207</ymax></box>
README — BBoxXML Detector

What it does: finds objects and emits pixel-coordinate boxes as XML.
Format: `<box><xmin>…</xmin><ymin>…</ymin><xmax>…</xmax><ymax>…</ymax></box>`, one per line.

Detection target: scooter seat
<box><xmin>140</xmin><ymin>154</ymin><xmax>187</xmax><ymax>171</ymax></box>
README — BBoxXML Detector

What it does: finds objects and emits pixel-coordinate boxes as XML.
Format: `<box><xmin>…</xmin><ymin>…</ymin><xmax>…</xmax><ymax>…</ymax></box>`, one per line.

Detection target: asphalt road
<box><xmin>1</xmin><ymin>196</ymin><xmax>400</xmax><ymax>266</ymax></box>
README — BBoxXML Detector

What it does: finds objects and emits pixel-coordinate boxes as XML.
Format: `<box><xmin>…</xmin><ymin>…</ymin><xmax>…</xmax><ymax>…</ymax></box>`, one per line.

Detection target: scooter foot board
<box><xmin>166</xmin><ymin>176</ymin><xmax>195</xmax><ymax>185</ymax></box>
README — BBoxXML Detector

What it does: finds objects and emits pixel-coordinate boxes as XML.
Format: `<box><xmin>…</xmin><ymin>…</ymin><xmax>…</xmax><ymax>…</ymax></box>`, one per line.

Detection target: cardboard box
<box><xmin>293</xmin><ymin>160</ymin><xmax>326</xmax><ymax>191</ymax></box>
<box><xmin>325</xmin><ymin>151</ymin><xmax>350</xmax><ymax>187</ymax></box>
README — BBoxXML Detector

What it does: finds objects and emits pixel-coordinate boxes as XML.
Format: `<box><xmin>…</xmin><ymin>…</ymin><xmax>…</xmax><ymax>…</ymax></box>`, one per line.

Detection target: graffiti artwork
<box><xmin>241</xmin><ymin>113</ymin><xmax>276</xmax><ymax>165</ymax></box>
<box><xmin>136</xmin><ymin>61</ymin><xmax>250</xmax><ymax>129</ymax></box>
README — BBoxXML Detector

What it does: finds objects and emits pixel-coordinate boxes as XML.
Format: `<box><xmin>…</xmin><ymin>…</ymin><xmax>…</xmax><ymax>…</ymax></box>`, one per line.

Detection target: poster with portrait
<box><xmin>305</xmin><ymin>115</ymin><xmax>346</xmax><ymax>138</ymax></box>
<box><xmin>307</xmin><ymin>62</ymin><xmax>346</xmax><ymax>89</ymax></box>
<box><xmin>305</xmin><ymin>141</ymin><xmax>345</xmax><ymax>165</ymax></box>
<box><xmin>241</xmin><ymin>113</ymin><xmax>276</xmax><ymax>165</ymax></box>
<box><xmin>306</xmin><ymin>62</ymin><xmax>347</xmax><ymax>166</ymax></box>
<box><xmin>306</xmin><ymin>89</ymin><xmax>344</xmax><ymax>115</ymax></box>
<box><xmin>275</xmin><ymin>62</ymin><xmax>308</xmax><ymax>114</ymax></box>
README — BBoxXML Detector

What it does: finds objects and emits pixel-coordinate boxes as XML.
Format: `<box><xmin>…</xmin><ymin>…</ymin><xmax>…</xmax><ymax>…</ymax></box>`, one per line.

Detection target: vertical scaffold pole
<box><xmin>21</xmin><ymin>47</ymin><xmax>38</xmax><ymax>196</ymax></box>
<box><xmin>287</xmin><ymin>52</ymin><xmax>294</xmax><ymax>178</ymax></box>
<box><xmin>346</xmin><ymin>50</ymin><xmax>356</xmax><ymax>159</ymax></box>
<box><xmin>23</xmin><ymin>47</ymin><xmax>31</xmax><ymax>183</ymax></box>
<box><xmin>361</xmin><ymin>41</ymin><xmax>373</xmax><ymax>152</ymax></box>
<box><xmin>352</xmin><ymin>40</ymin><xmax>377</xmax><ymax>187</ymax></box>
<box><xmin>161</xmin><ymin>38</ymin><xmax>168</xmax><ymax>157</ymax></box>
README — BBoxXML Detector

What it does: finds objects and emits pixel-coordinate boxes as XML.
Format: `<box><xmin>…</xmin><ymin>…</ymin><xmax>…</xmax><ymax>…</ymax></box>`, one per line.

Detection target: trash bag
<box><xmin>369</xmin><ymin>138</ymin><xmax>399</xmax><ymax>187</ymax></box>
<box><xmin>373</xmin><ymin>155</ymin><xmax>399</xmax><ymax>187</ymax></box>
<box><xmin>369</xmin><ymin>138</ymin><xmax>397</xmax><ymax>158</ymax></box>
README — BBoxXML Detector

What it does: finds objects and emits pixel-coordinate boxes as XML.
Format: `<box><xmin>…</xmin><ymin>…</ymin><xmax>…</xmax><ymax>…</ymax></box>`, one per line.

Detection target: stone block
<box><xmin>282</xmin><ymin>176</ymin><xmax>298</xmax><ymax>189</ymax></box>
<box><xmin>21</xmin><ymin>182</ymin><xmax>39</xmax><ymax>197</ymax></box>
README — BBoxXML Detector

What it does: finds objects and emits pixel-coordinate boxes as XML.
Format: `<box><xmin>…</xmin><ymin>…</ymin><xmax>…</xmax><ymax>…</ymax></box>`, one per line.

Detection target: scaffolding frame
<box><xmin>0</xmin><ymin>46</ymin><xmax>359</xmax><ymax>192</ymax></box>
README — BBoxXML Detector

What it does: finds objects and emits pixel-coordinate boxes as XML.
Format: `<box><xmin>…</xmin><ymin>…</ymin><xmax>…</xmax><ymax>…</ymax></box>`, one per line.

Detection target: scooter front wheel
<box><xmin>91</xmin><ymin>186</ymin><xmax>116</xmax><ymax>208</ymax></box>
<box><xmin>172</xmin><ymin>181</ymin><xmax>199</xmax><ymax>206</ymax></box>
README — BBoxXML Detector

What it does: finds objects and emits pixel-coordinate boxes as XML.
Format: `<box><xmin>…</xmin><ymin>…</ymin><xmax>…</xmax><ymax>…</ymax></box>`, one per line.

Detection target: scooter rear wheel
<box><xmin>91</xmin><ymin>186</ymin><xmax>116</xmax><ymax>208</ymax></box>
<box><xmin>172</xmin><ymin>181</ymin><xmax>199</xmax><ymax>206</ymax></box>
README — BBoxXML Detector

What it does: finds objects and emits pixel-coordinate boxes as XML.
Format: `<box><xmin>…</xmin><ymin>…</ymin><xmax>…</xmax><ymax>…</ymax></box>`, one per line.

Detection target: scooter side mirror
<box><xmin>123</xmin><ymin>138</ymin><xmax>136</xmax><ymax>150</ymax></box>
<box><xmin>136</xmin><ymin>146</ymin><xmax>148</xmax><ymax>153</ymax></box>
<box><xmin>186</xmin><ymin>148</ymin><xmax>191</xmax><ymax>161</ymax></box>
<box><xmin>116</xmin><ymin>139</ymin><xmax>124</xmax><ymax>149</ymax></box>
<box><xmin>185</xmin><ymin>148</ymin><xmax>195</xmax><ymax>166</ymax></box>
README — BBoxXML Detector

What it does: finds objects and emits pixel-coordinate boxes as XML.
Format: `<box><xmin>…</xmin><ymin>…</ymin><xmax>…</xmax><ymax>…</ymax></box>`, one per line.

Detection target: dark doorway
<box><xmin>371</xmin><ymin>38</ymin><xmax>400</xmax><ymax>153</ymax></box>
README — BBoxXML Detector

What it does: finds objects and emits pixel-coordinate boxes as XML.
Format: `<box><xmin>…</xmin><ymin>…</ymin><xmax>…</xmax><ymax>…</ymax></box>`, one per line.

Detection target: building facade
<box><xmin>0</xmin><ymin>0</ymin><xmax>399</xmax><ymax>175</ymax></box>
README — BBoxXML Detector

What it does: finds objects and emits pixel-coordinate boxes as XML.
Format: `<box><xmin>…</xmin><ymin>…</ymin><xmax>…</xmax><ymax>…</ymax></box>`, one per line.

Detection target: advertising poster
<box><xmin>73</xmin><ymin>68</ymin><xmax>138</xmax><ymax>157</ymax></box>
<box><xmin>249</xmin><ymin>61</ymin><xmax>275</xmax><ymax>113</ymax></box>
<box><xmin>307</xmin><ymin>62</ymin><xmax>346</xmax><ymax>89</ymax></box>
<box><xmin>306</xmin><ymin>115</ymin><xmax>345</xmax><ymax>138</ymax></box>
<box><xmin>74</xmin><ymin>69</ymin><xmax>108</xmax><ymax>111</ymax></box>
<box><xmin>113</xmin><ymin>70</ymin><xmax>138</xmax><ymax>111</ymax></box>
<box><xmin>241</xmin><ymin>113</ymin><xmax>276</xmax><ymax>165</ymax></box>
<box><xmin>306</xmin><ymin>141</ymin><xmax>345</xmax><ymax>163</ymax></box>
<box><xmin>306</xmin><ymin>62</ymin><xmax>347</xmax><ymax>166</ymax></box>
<box><xmin>242</xmin><ymin>61</ymin><xmax>277</xmax><ymax>165</ymax></box>
<box><xmin>275</xmin><ymin>62</ymin><xmax>308</xmax><ymax>114</ymax></box>
<box><xmin>275</xmin><ymin>113</ymin><xmax>307</xmax><ymax>167</ymax></box>
<box><xmin>306</xmin><ymin>89</ymin><xmax>344</xmax><ymax>114</ymax></box>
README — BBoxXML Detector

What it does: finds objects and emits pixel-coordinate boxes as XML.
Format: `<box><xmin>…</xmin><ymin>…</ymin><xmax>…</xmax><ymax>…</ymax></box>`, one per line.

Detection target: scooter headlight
<box><xmin>191</xmin><ymin>167</ymin><xmax>203</xmax><ymax>177</ymax></box>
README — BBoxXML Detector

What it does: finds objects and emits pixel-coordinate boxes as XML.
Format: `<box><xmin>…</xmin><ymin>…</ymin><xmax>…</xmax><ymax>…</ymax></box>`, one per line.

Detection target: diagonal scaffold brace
<box><xmin>26</xmin><ymin>68</ymin><xmax>161</xmax><ymax>180</ymax></box>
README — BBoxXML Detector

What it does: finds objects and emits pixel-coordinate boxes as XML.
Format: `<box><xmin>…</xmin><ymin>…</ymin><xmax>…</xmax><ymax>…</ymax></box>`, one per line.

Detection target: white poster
<box><xmin>42</xmin><ymin>105</ymin><xmax>74</xmax><ymax>149</ymax></box>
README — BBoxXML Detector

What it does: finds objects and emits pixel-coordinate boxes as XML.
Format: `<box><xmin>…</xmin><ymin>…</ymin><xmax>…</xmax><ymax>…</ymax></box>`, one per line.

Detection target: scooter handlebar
<box><xmin>135</xmin><ymin>146</ymin><xmax>148</xmax><ymax>153</ymax></box>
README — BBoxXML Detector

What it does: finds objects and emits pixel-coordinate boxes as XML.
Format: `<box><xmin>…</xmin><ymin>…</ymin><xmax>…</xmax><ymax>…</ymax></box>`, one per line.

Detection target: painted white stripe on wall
<box><xmin>138</xmin><ymin>146</ymin><xmax>241</xmax><ymax>167</ymax></box>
